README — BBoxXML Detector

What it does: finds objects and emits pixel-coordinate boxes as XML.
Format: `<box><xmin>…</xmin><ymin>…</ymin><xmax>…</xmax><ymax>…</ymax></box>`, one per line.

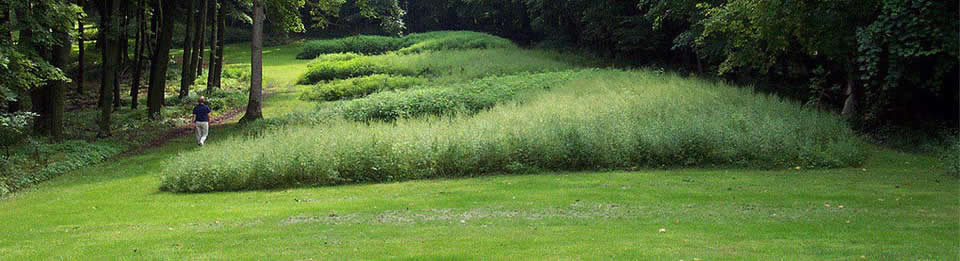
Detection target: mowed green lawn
<box><xmin>1</xmin><ymin>42</ymin><xmax>957</xmax><ymax>260</ymax></box>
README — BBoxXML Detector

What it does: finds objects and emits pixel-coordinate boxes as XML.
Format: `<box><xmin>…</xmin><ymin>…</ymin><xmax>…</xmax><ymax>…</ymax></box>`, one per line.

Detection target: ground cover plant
<box><xmin>296</xmin><ymin>35</ymin><xmax>400</xmax><ymax>59</ymax></box>
<box><xmin>161</xmin><ymin>69</ymin><xmax>866</xmax><ymax>192</ymax></box>
<box><xmin>300</xmin><ymin>74</ymin><xmax>426</xmax><ymax>101</ymax></box>
<box><xmin>333</xmin><ymin>70</ymin><xmax>585</xmax><ymax>121</ymax></box>
<box><xmin>296</xmin><ymin>31</ymin><xmax>516</xmax><ymax>59</ymax></box>
<box><xmin>297</xmin><ymin>48</ymin><xmax>590</xmax><ymax>84</ymax></box>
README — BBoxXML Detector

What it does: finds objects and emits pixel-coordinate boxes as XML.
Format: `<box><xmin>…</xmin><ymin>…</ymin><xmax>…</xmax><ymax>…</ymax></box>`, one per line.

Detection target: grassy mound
<box><xmin>296</xmin><ymin>31</ymin><xmax>517</xmax><ymax>60</ymax></box>
<box><xmin>297</xmin><ymin>48</ymin><xmax>589</xmax><ymax>84</ymax></box>
<box><xmin>296</xmin><ymin>35</ymin><xmax>400</xmax><ymax>59</ymax></box>
<box><xmin>161</xmin><ymin>69</ymin><xmax>865</xmax><ymax>192</ymax></box>
<box><xmin>335</xmin><ymin>71</ymin><xmax>584</xmax><ymax>121</ymax></box>
<box><xmin>395</xmin><ymin>31</ymin><xmax>516</xmax><ymax>54</ymax></box>
<box><xmin>301</xmin><ymin>74</ymin><xmax>427</xmax><ymax>101</ymax></box>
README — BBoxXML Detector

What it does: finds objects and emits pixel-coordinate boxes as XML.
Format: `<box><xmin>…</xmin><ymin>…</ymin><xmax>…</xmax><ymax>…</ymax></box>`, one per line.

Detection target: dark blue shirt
<box><xmin>193</xmin><ymin>104</ymin><xmax>211</xmax><ymax>122</ymax></box>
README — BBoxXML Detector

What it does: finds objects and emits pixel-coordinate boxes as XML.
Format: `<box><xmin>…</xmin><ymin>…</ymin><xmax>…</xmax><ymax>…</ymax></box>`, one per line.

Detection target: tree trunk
<box><xmin>119</xmin><ymin>0</ymin><xmax>130</xmax><ymax>66</ymax></box>
<box><xmin>206</xmin><ymin>0</ymin><xmax>218</xmax><ymax>92</ymax></box>
<box><xmin>49</xmin><ymin>25</ymin><xmax>70</xmax><ymax>141</ymax></box>
<box><xmin>212</xmin><ymin>2</ymin><xmax>225</xmax><ymax>90</ymax></box>
<box><xmin>97</xmin><ymin>0</ymin><xmax>106</xmax><ymax>108</ymax></box>
<box><xmin>76</xmin><ymin>0</ymin><xmax>85</xmax><ymax>95</ymax></box>
<box><xmin>130</xmin><ymin>0</ymin><xmax>146</xmax><ymax>109</ymax></box>
<box><xmin>99</xmin><ymin>0</ymin><xmax>121</xmax><ymax>138</ymax></box>
<box><xmin>179</xmin><ymin>0</ymin><xmax>196</xmax><ymax>100</ymax></box>
<box><xmin>240</xmin><ymin>0</ymin><xmax>264</xmax><ymax>123</ymax></box>
<box><xmin>11</xmin><ymin>8</ymin><xmax>34</xmax><ymax>114</ymax></box>
<box><xmin>841</xmin><ymin>64</ymin><xmax>859</xmax><ymax>117</ymax></box>
<box><xmin>147</xmin><ymin>0</ymin><xmax>174</xmax><ymax>120</ymax></box>
<box><xmin>116</xmin><ymin>2</ymin><xmax>127</xmax><ymax>109</ymax></box>
<box><xmin>194</xmin><ymin>0</ymin><xmax>208</xmax><ymax>78</ymax></box>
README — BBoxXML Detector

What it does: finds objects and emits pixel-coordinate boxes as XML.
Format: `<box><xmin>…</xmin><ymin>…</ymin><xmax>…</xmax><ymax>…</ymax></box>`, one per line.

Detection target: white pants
<box><xmin>195</xmin><ymin>121</ymin><xmax>209</xmax><ymax>145</ymax></box>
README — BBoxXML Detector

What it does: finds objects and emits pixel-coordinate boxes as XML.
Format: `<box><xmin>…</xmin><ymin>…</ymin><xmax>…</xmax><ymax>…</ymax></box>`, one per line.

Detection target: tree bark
<box><xmin>212</xmin><ymin>1</ymin><xmax>225</xmax><ymax>90</ymax></box>
<box><xmin>194</xmin><ymin>0</ymin><xmax>208</xmax><ymax>78</ymax></box>
<box><xmin>99</xmin><ymin>0</ymin><xmax>121</xmax><ymax>138</ymax></box>
<box><xmin>206</xmin><ymin>0</ymin><xmax>218</xmax><ymax>92</ymax></box>
<box><xmin>841</xmin><ymin>63</ymin><xmax>859</xmax><ymax>117</ymax></box>
<box><xmin>179</xmin><ymin>0</ymin><xmax>196</xmax><ymax>100</ymax></box>
<box><xmin>11</xmin><ymin>8</ymin><xmax>34</xmax><ymax>114</ymax></box>
<box><xmin>130</xmin><ymin>0</ymin><xmax>146</xmax><ymax>109</ymax></box>
<box><xmin>240</xmin><ymin>0</ymin><xmax>265</xmax><ymax>123</ymax></box>
<box><xmin>97</xmin><ymin>0</ymin><xmax>106</xmax><ymax>108</ymax></box>
<box><xmin>76</xmin><ymin>0</ymin><xmax>85</xmax><ymax>95</ymax></box>
<box><xmin>49</xmin><ymin>24</ymin><xmax>70</xmax><ymax>141</ymax></box>
<box><xmin>147</xmin><ymin>0</ymin><xmax>174</xmax><ymax>120</ymax></box>
<box><xmin>119</xmin><ymin>0</ymin><xmax>130</xmax><ymax>66</ymax></box>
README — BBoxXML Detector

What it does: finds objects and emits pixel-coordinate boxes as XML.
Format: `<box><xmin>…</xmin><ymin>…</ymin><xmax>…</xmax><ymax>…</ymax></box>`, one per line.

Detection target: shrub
<box><xmin>313</xmin><ymin>52</ymin><xmax>363</xmax><ymax>62</ymax></box>
<box><xmin>220</xmin><ymin>64</ymin><xmax>252</xmax><ymax>83</ymax></box>
<box><xmin>942</xmin><ymin>139</ymin><xmax>960</xmax><ymax>176</ymax></box>
<box><xmin>301</xmin><ymin>74</ymin><xmax>427</xmax><ymax>101</ymax></box>
<box><xmin>335</xmin><ymin>70</ymin><xmax>584</xmax><ymax>121</ymax></box>
<box><xmin>297</xmin><ymin>58</ymin><xmax>396</xmax><ymax>85</ymax></box>
<box><xmin>297</xmin><ymin>48</ymin><xmax>591</xmax><ymax>84</ymax></box>
<box><xmin>161</xmin><ymin>69</ymin><xmax>866</xmax><ymax>192</ymax></box>
<box><xmin>397</xmin><ymin>31</ymin><xmax>516</xmax><ymax>54</ymax></box>
<box><xmin>297</xmin><ymin>35</ymin><xmax>401</xmax><ymax>59</ymax></box>
<box><xmin>296</xmin><ymin>31</ymin><xmax>517</xmax><ymax>59</ymax></box>
<box><xmin>1</xmin><ymin>140</ymin><xmax>124</xmax><ymax>196</ymax></box>
<box><xmin>0</xmin><ymin>112</ymin><xmax>37</xmax><ymax>159</ymax></box>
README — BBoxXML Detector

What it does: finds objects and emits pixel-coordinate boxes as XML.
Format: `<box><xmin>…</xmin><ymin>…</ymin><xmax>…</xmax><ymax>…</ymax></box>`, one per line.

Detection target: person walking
<box><xmin>193</xmin><ymin>97</ymin><xmax>212</xmax><ymax>146</ymax></box>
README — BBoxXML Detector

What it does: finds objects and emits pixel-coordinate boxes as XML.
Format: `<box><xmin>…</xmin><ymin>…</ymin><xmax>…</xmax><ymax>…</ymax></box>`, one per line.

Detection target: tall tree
<box><xmin>206</xmin><ymin>0</ymin><xmax>219</xmax><ymax>92</ymax></box>
<box><xmin>179</xmin><ymin>0</ymin><xmax>197</xmax><ymax>100</ymax></box>
<box><xmin>194</xmin><ymin>0</ymin><xmax>209</xmax><ymax>78</ymax></box>
<box><xmin>49</xmin><ymin>18</ymin><xmax>71</xmax><ymax>141</ymax></box>
<box><xmin>211</xmin><ymin>0</ymin><xmax>225</xmax><ymax>91</ymax></box>
<box><xmin>98</xmin><ymin>0</ymin><xmax>121</xmax><ymax>138</ymax></box>
<box><xmin>130</xmin><ymin>0</ymin><xmax>147</xmax><ymax>109</ymax></box>
<box><xmin>76</xmin><ymin>0</ymin><xmax>85</xmax><ymax>94</ymax></box>
<box><xmin>147</xmin><ymin>0</ymin><xmax>175</xmax><ymax>119</ymax></box>
<box><xmin>240</xmin><ymin>0</ymin><xmax>265</xmax><ymax>123</ymax></box>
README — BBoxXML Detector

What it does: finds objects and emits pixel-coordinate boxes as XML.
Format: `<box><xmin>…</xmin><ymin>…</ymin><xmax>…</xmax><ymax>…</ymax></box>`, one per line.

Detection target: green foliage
<box><xmin>943</xmin><ymin>139</ymin><xmax>960</xmax><ymax>177</ymax></box>
<box><xmin>161</xmin><ymin>69</ymin><xmax>865</xmax><ymax>192</ymax></box>
<box><xmin>297</xmin><ymin>35</ymin><xmax>402</xmax><ymax>59</ymax></box>
<box><xmin>298</xmin><ymin>57</ymin><xmax>391</xmax><ymax>84</ymax></box>
<box><xmin>336</xmin><ymin>70</ymin><xmax>583</xmax><ymax>121</ymax></box>
<box><xmin>220</xmin><ymin>64</ymin><xmax>253</xmax><ymax>83</ymax></box>
<box><xmin>395</xmin><ymin>31</ymin><xmax>517</xmax><ymax>54</ymax></box>
<box><xmin>855</xmin><ymin>0</ymin><xmax>959</xmax><ymax>122</ymax></box>
<box><xmin>0</xmin><ymin>140</ymin><xmax>124</xmax><ymax>197</ymax></box>
<box><xmin>0</xmin><ymin>0</ymin><xmax>78</xmax><ymax>106</ymax></box>
<box><xmin>0</xmin><ymin>112</ymin><xmax>37</xmax><ymax>155</ymax></box>
<box><xmin>301</xmin><ymin>74</ymin><xmax>426</xmax><ymax>101</ymax></box>
<box><xmin>296</xmin><ymin>31</ymin><xmax>516</xmax><ymax>59</ymax></box>
<box><xmin>298</xmin><ymin>48</ymin><xmax>591</xmax><ymax>84</ymax></box>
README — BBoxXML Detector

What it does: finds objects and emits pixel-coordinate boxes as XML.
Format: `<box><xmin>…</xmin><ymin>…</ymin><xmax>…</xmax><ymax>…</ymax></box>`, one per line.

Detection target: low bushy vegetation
<box><xmin>1</xmin><ymin>140</ymin><xmax>124</xmax><ymax>196</ymax></box>
<box><xmin>161</xmin><ymin>69</ymin><xmax>866</xmax><ymax>192</ymax></box>
<box><xmin>296</xmin><ymin>35</ymin><xmax>400</xmax><ymax>59</ymax></box>
<box><xmin>395</xmin><ymin>31</ymin><xmax>516</xmax><ymax>54</ymax></box>
<box><xmin>296</xmin><ymin>31</ymin><xmax>517</xmax><ymax>59</ymax></box>
<box><xmin>334</xmin><ymin>71</ymin><xmax>584</xmax><ymax>121</ymax></box>
<box><xmin>301</xmin><ymin>74</ymin><xmax>426</xmax><ymax>101</ymax></box>
<box><xmin>298</xmin><ymin>48</ymin><xmax>590</xmax><ymax>84</ymax></box>
<box><xmin>943</xmin><ymin>139</ymin><xmax>960</xmax><ymax>176</ymax></box>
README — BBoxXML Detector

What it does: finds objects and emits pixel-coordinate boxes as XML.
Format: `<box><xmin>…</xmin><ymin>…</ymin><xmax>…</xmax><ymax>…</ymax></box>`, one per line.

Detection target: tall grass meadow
<box><xmin>162</xmin><ymin>69</ymin><xmax>866</xmax><ymax>192</ymax></box>
<box><xmin>297</xmin><ymin>48</ymin><xmax>591</xmax><ymax>84</ymax></box>
<box><xmin>296</xmin><ymin>31</ymin><xmax>517</xmax><ymax>59</ymax></box>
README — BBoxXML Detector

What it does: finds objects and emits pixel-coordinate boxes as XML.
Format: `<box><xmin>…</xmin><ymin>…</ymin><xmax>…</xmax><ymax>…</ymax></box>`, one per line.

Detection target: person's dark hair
<box><xmin>198</xmin><ymin>96</ymin><xmax>206</xmax><ymax>105</ymax></box>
